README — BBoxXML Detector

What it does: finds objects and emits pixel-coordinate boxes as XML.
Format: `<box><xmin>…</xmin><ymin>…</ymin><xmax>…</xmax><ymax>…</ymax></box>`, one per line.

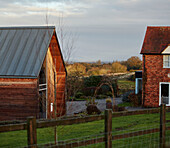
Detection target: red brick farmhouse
<box><xmin>0</xmin><ymin>26</ymin><xmax>66</xmax><ymax>121</ymax></box>
<box><xmin>141</xmin><ymin>26</ymin><xmax>170</xmax><ymax>107</ymax></box>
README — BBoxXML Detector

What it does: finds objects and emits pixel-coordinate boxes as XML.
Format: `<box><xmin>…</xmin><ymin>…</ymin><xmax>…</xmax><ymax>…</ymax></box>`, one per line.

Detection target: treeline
<box><xmin>66</xmin><ymin>56</ymin><xmax>142</xmax><ymax>76</ymax></box>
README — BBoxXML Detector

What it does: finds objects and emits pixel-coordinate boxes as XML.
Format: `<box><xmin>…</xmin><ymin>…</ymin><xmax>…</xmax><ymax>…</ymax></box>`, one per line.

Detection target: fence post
<box><xmin>105</xmin><ymin>109</ymin><xmax>112</xmax><ymax>148</ymax></box>
<box><xmin>27</xmin><ymin>117</ymin><xmax>37</xmax><ymax>148</ymax></box>
<box><xmin>160</xmin><ymin>103</ymin><xmax>166</xmax><ymax>148</ymax></box>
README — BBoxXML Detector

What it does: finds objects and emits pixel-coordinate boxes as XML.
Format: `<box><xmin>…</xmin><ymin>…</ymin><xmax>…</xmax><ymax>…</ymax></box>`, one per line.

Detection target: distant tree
<box><xmin>126</xmin><ymin>56</ymin><xmax>142</xmax><ymax>71</ymax></box>
<box><xmin>67</xmin><ymin>63</ymin><xmax>86</xmax><ymax>76</ymax></box>
<box><xmin>84</xmin><ymin>76</ymin><xmax>102</xmax><ymax>87</ymax></box>
<box><xmin>111</xmin><ymin>62</ymin><xmax>127</xmax><ymax>73</ymax></box>
<box><xmin>87</xmin><ymin>67</ymin><xmax>100</xmax><ymax>76</ymax></box>
<box><xmin>82</xmin><ymin>62</ymin><xmax>92</xmax><ymax>71</ymax></box>
<box><xmin>96</xmin><ymin>60</ymin><xmax>101</xmax><ymax>66</ymax></box>
<box><xmin>99</xmin><ymin>68</ymin><xmax>108</xmax><ymax>75</ymax></box>
<box><xmin>120</xmin><ymin>61</ymin><xmax>127</xmax><ymax>67</ymax></box>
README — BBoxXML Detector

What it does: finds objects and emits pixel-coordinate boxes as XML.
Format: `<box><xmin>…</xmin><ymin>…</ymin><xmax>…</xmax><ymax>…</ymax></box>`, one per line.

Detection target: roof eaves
<box><xmin>140</xmin><ymin>52</ymin><xmax>163</xmax><ymax>55</ymax></box>
<box><xmin>0</xmin><ymin>75</ymin><xmax>37</xmax><ymax>79</ymax></box>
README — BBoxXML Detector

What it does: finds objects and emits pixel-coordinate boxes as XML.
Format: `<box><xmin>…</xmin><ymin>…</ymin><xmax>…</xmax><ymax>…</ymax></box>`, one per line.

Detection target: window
<box><xmin>163</xmin><ymin>55</ymin><xmax>170</xmax><ymax>68</ymax></box>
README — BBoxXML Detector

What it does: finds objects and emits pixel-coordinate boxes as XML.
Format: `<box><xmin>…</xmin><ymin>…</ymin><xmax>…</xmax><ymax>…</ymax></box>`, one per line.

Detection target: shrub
<box><xmin>106</xmin><ymin>98</ymin><xmax>112</xmax><ymax>103</ymax></box>
<box><xmin>80</xmin><ymin>95</ymin><xmax>88</xmax><ymax>99</ymax></box>
<box><xmin>85</xmin><ymin>97</ymin><xmax>101</xmax><ymax>115</ymax></box>
<box><xmin>113</xmin><ymin>105</ymin><xmax>125</xmax><ymax>112</ymax></box>
<box><xmin>82</xmin><ymin>87</ymin><xmax>96</xmax><ymax>96</ymax></box>
<box><xmin>122</xmin><ymin>90</ymin><xmax>134</xmax><ymax>102</ymax></box>
<box><xmin>86</xmin><ymin>105</ymin><xmax>101</xmax><ymax>115</ymax></box>
<box><xmin>85</xmin><ymin>98</ymin><xmax>98</xmax><ymax>106</ymax></box>
<box><xmin>106</xmin><ymin>91</ymin><xmax>113</xmax><ymax>97</ymax></box>
<box><xmin>128</xmin><ymin>91</ymin><xmax>142</xmax><ymax>107</ymax></box>
<box><xmin>84</xmin><ymin>76</ymin><xmax>102</xmax><ymax>87</ymax></box>
<box><xmin>128</xmin><ymin>74</ymin><xmax>135</xmax><ymax>81</ymax></box>
<box><xmin>96</xmin><ymin>94</ymin><xmax>108</xmax><ymax>99</ymax></box>
<box><xmin>75</xmin><ymin>92</ymin><xmax>84</xmax><ymax>98</ymax></box>
<box><xmin>128</xmin><ymin>93</ymin><xmax>138</xmax><ymax>107</ymax></box>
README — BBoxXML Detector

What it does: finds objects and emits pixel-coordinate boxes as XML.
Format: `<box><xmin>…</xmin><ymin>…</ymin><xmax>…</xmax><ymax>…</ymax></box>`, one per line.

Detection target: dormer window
<box><xmin>163</xmin><ymin>55</ymin><xmax>170</xmax><ymax>68</ymax></box>
<box><xmin>162</xmin><ymin>46</ymin><xmax>170</xmax><ymax>68</ymax></box>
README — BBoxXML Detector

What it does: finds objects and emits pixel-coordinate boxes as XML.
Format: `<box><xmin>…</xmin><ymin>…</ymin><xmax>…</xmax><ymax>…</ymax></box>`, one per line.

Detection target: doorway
<box><xmin>160</xmin><ymin>82</ymin><xmax>170</xmax><ymax>105</ymax></box>
<box><xmin>39</xmin><ymin>67</ymin><xmax>47</xmax><ymax>119</ymax></box>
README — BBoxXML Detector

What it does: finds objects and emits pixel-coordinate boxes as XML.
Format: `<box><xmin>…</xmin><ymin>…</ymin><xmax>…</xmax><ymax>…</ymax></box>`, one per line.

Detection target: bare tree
<box><xmin>56</xmin><ymin>14</ymin><xmax>78</xmax><ymax>63</ymax></box>
<box><xmin>42</xmin><ymin>6</ymin><xmax>78</xmax><ymax>143</ymax></box>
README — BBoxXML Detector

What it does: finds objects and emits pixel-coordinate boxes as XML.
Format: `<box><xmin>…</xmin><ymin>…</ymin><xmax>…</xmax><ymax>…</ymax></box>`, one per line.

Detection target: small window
<box><xmin>50</xmin><ymin>103</ymin><xmax>53</xmax><ymax>112</ymax></box>
<box><xmin>163</xmin><ymin>55</ymin><xmax>170</xmax><ymax>68</ymax></box>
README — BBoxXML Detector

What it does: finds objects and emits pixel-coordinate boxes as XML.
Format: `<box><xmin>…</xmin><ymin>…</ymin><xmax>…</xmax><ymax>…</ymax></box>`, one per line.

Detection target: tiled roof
<box><xmin>0</xmin><ymin>26</ymin><xmax>55</xmax><ymax>78</ymax></box>
<box><xmin>140</xmin><ymin>26</ymin><xmax>170</xmax><ymax>54</ymax></box>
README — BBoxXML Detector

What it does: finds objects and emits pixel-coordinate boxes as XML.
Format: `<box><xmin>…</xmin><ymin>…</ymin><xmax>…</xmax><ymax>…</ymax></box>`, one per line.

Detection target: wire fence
<box><xmin>1</xmin><ymin>105</ymin><xmax>170</xmax><ymax>148</ymax></box>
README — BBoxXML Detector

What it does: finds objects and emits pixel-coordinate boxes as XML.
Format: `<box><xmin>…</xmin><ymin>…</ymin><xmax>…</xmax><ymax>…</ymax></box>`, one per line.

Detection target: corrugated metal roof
<box><xmin>0</xmin><ymin>26</ymin><xmax>55</xmax><ymax>78</ymax></box>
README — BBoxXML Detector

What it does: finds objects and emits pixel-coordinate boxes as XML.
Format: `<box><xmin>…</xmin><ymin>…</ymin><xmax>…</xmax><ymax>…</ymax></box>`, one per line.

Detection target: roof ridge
<box><xmin>0</xmin><ymin>26</ymin><xmax>55</xmax><ymax>29</ymax></box>
<box><xmin>147</xmin><ymin>26</ymin><xmax>170</xmax><ymax>28</ymax></box>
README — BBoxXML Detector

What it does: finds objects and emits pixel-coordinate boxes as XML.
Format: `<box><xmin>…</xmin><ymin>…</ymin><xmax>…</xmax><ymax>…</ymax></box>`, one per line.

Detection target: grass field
<box><xmin>1</xmin><ymin>112</ymin><xmax>170</xmax><ymax>148</ymax></box>
<box><xmin>117</xmin><ymin>79</ymin><xmax>135</xmax><ymax>90</ymax></box>
<box><xmin>117</xmin><ymin>79</ymin><xmax>135</xmax><ymax>96</ymax></box>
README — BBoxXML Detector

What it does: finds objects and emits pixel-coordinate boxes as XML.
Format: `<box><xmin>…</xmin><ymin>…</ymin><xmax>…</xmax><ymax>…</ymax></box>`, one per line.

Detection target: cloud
<box><xmin>0</xmin><ymin>0</ymin><xmax>169</xmax><ymax>61</ymax></box>
<box><xmin>1</xmin><ymin>0</ymin><xmax>169</xmax><ymax>25</ymax></box>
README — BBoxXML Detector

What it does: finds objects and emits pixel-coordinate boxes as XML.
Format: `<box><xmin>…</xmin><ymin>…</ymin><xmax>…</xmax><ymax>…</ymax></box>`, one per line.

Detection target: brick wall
<box><xmin>143</xmin><ymin>55</ymin><xmax>170</xmax><ymax>107</ymax></box>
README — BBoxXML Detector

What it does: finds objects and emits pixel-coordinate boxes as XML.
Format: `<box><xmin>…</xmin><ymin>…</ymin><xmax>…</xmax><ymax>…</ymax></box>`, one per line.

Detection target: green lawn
<box><xmin>1</xmin><ymin>112</ymin><xmax>170</xmax><ymax>148</ymax></box>
<box><xmin>118</xmin><ymin>79</ymin><xmax>135</xmax><ymax>90</ymax></box>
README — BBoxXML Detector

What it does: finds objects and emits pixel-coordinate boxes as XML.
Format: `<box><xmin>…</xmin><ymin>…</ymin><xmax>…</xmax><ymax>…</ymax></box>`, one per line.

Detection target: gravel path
<box><xmin>66</xmin><ymin>98</ymin><xmax>122</xmax><ymax>116</ymax></box>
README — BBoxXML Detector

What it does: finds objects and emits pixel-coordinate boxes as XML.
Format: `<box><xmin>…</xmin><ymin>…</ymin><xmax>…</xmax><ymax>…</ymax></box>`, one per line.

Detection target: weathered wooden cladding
<box><xmin>0</xmin><ymin>78</ymin><xmax>38</xmax><ymax>121</ymax></box>
<box><xmin>49</xmin><ymin>33</ymin><xmax>66</xmax><ymax>72</ymax></box>
<box><xmin>46</xmin><ymin>32</ymin><xmax>66</xmax><ymax>118</ymax></box>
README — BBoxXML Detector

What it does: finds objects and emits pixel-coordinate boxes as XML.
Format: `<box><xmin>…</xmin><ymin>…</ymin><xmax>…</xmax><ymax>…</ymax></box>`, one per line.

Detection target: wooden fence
<box><xmin>0</xmin><ymin>104</ymin><xmax>169</xmax><ymax>148</ymax></box>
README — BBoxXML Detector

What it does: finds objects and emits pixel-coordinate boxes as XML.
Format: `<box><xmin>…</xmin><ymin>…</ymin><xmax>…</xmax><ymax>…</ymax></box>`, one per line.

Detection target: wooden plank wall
<box><xmin>45</xmin><ymin>49</ymin><xmax>55</xmax><ymax>118</ymax></box>
<box><xmin>56</xmin><ymin>72</ymin><xmax>66</xmax><ymax>117</ymax></box>
<box><xmin>46</xmin><ymin>32</ymin><xmax>66</xmax><ymax>118</ymax></box>
<box><xmin>0</xmin><ymin>78</ymin><xmax>38</xmax><ymax>121</ymax></box>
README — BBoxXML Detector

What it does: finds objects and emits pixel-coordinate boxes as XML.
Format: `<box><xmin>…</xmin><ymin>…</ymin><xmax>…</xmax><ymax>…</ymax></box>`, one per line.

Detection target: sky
<box><xmin>0</xmin><ymin>0</ymin><xmax>170</xmax><ymax>62</ymax></box>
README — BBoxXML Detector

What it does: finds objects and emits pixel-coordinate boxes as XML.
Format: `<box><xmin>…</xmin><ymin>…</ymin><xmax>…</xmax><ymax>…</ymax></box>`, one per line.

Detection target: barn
<box><xmin>0</xmin><ymin>26</ymin><xmax>66</xmax><ymax>121</ymax></box>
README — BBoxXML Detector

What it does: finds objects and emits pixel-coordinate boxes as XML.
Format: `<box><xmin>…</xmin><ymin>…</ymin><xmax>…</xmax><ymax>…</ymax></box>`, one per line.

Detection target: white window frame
<box><xmin>159</xmin><ymin>82</ymin><xmax>170</xmax><ymax>106</ymax></box>
<box><xmin>135</xmin><ymin>78</ymin><xmax>142</xmax><ymax>94</ymax></box>
<box><xmin>163</xmin><ymin>55</ymin><xmax>170</xmax><ymax>68</ymax></box>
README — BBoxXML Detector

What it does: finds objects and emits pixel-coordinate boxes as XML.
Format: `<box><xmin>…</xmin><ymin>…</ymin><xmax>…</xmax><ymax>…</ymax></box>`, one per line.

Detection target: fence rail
<box><xmin>0</xmin><ymin>107</ymin><xmax>167</xmax><ymax>133</ymax></box>
<box><xmin>0</xmin><ymin>105</ymin><xmax>169</xmax><ymax>148</ymax></box>
<box><xmin>50</xmin><ymin>127</ymin><xmax>164</xmax><ymax>148</ymax></box>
